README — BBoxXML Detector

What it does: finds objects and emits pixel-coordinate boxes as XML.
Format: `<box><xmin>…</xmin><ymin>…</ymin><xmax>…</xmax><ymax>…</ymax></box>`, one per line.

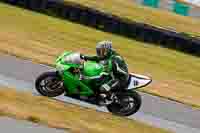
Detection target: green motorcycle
<box><xmin>35</xmin><ymin>51</ymin><xmax>152</xmax><ymax>116</ymax></box>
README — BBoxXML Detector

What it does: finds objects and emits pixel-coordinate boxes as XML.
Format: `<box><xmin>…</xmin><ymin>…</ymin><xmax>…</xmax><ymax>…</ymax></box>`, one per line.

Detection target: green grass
<box><xmin>64</xmin><ymin>0</ymin><xmax>200</xmax><ymax>36</ymax></box>
<box><xmin>0</xmin><ymin>2</ymin><xmax>200</xmax><ymax>107</ymax></box>
<box><xmin>0</xmin><ymin>87</ymin><xmax>171</xmax><ymax>133</ymax></box>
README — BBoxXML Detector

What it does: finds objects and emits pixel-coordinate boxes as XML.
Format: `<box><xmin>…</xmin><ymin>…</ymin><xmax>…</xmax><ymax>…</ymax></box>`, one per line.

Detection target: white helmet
<box><xmin>96</xmin><ymin>41</ymin><xmax>113</xmax><ymax>58</ymax></box>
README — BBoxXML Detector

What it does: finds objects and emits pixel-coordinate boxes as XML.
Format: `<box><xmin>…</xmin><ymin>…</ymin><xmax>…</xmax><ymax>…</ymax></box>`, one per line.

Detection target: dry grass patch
<box><xmin>0</xmin><ymin>87</ymin><xmax>171</xmax><ymax>133</ymax></box>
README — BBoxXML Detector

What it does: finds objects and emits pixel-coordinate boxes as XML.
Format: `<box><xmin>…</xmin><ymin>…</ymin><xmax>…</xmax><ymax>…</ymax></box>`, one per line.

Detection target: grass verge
<box><xmin>0</xmin><ymin>2</ymin><xmax>200</xmax><ymax>108</ymax></box>
<box><xmin>0</xmin><ymin>87</ymin><xmax>171</xmax><ymax>133</ymax></box>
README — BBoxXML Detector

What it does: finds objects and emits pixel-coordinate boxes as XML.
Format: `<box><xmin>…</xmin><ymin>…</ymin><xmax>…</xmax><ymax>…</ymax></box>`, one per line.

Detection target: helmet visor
<box><xmin>97</xmin><ymin>48</ymin><xmax>107</xmax><ymax>57</ymax></box>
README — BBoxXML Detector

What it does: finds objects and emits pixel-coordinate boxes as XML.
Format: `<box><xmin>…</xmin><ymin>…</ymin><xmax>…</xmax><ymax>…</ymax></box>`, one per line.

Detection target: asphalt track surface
<box><xmin>0</xmin><ymin>117</ymin><xmax>65</xmax><ymax>133</ymax></box>
<box><xmin>0</xmin><ymin>54</ymin><xmax>200</xmax><ymax>133</ymax></box>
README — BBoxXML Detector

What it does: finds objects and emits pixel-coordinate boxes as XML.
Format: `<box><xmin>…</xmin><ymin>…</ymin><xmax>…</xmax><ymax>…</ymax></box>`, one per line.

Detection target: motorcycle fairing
<box><xmin>127</xmin><ymin>73</ymin><xmax>152</xmax><ymax>90</ymax></box>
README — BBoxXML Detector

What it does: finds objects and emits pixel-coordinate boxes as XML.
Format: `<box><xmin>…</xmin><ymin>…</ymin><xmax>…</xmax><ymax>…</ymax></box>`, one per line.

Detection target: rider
<box><xmin>80</xmin><ymin>41</ymin><xmax>129</xmax><ymax>105</ymax></box>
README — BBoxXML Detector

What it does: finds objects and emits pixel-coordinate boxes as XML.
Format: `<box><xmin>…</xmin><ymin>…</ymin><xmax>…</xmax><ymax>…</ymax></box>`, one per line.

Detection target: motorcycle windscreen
<box><xmin>127</xmin><ymin>73</ymin><xmax>152</xmax><ymax>90</ymax></box>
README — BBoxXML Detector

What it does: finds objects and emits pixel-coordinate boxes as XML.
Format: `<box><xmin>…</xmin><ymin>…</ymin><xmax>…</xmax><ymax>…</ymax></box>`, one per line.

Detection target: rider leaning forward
<box><xmin>80</xmin><ymin>41</ymin><xmax>129</xmax><ymax>105</ymax></box>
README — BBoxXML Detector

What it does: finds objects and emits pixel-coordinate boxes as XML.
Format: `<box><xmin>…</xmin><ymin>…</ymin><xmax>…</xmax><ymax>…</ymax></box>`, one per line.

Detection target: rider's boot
<box><xmin>98</xmin><ymin>93</ymin><xmax>112</xmax><ymax>106</ymax></box>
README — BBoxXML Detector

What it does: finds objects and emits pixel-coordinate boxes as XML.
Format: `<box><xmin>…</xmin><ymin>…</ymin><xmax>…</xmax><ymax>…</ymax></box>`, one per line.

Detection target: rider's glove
<box><xmin>80</xmin><ymin>54</ymin><xmax>86</xmax><ymax>60</ymax></box>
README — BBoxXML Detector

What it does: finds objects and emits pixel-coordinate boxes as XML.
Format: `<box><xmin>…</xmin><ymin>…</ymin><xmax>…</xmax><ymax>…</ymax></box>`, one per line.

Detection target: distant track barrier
<box><xmin>2</xmin><ymin>0</ymin><xmax>200</xmax><ymax>56</ymax></box>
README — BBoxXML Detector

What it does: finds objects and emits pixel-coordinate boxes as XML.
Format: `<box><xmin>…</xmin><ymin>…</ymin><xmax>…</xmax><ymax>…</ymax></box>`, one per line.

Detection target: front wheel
<box><xmin>106</xmin><ymin>91</ymin><xmax>142</xmax><ymax>116</ymax></box>
<box><xmin>35</xmin><ymin>71</ymin><xmax>65</xmax><ymax>97</ymax></box>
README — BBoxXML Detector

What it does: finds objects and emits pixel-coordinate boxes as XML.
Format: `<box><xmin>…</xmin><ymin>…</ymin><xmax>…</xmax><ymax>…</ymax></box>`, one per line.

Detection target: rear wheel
<box><xmin>35</xmin><ymin>71</ymin><xmax>65</xmax><ymax>97</ymax></box>
<box><xmin>106</xmin><ymin>91</ymin><xmax>141</xmax><ymax>116</ymax></box>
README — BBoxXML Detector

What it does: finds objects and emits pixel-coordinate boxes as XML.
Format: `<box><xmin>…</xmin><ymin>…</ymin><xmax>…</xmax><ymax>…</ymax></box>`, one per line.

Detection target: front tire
<box><xmin>35</xmin><ymin>71</ymin><xmax>65</xmax><ymax>97</ymax></box>
<box><xmin>107</xmin><ymin>91</ymin><xmax>142</xmax><ymax>116</ymax></box>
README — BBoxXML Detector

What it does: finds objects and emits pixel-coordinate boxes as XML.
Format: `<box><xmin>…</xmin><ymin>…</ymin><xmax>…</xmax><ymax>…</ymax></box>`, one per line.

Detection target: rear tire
<box><xmin>106</xmin><ymin>91</ymin><xmax>141</xmax><ymax>116</ymax></box>
<box><xmin>35</xmin><ymin>71</ymin><xmax>65</xmax><ymax>97</ymax></box>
